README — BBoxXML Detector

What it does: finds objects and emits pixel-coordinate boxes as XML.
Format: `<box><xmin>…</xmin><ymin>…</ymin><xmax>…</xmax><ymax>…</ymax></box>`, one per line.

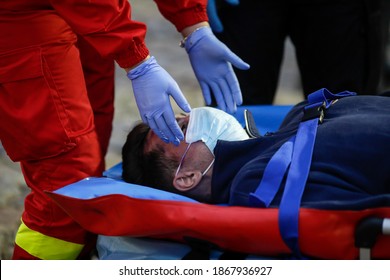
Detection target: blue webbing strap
<box><xmin>307</xmin><ymin>88</ymin><xmax>355</xmax><ymax>108</ymax></box>
<box><xmin>278</xmin><ymin>118</ymin><xmax>318</xmax><ymax>258</ymax></box>
<box><xmin>249</xmin><ymin>88</ymin><xmax>356</xmax><ymax>258</ymax></box>
<box><xmin>249</xmin><ymin>136</ymin><xmax>295</xmax><ymax>207</ymax></box>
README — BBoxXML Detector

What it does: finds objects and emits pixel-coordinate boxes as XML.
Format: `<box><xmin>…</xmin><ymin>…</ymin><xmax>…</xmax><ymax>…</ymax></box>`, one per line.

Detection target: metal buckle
<box><xmin>318</xmin><ymin>101</ymin><xmax>326</xmax><ymax>123</ymax></box>
<box><xmin>302</xmin><ymin>101</ymin><xmax>326</xmax><ymax>123</ymax></box>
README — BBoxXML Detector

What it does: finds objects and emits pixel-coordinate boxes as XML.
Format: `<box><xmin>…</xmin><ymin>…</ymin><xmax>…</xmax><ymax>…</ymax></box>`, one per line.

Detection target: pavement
<box><xmin>0</xmin><ymin>1</ymin><xmax>303</xmax><ymax>259</ymax></box>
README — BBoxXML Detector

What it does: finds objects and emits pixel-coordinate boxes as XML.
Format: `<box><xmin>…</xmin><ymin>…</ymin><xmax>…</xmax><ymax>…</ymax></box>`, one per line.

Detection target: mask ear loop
<box><xmin>201</xmin><ymin>158</ymin><xmax>215</xmax><ymax>176</ymax></box>
<box><xmin>175</xmin><ymin>143</ymin><xmax>192</xmax><ymax>177</ymax></box>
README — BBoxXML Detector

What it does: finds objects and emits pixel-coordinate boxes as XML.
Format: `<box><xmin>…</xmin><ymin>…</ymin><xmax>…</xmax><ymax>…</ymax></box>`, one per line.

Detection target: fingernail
<box><xmin>177</xmin><ymin>133</ymin><xmax>184</xmax><ymax>141</ymax></box>
<box><xmin>173</xmin><ymin>138</ymin><xmax>180</xmax><ymax>146</ymax></box>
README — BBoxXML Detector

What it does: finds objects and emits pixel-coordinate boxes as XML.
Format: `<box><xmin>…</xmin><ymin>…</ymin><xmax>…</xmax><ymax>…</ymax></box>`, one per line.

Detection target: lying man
<box><xmin>122</xmin><ymin>90</ymin><xmax>390</xmax><ymax>210</ymax></box>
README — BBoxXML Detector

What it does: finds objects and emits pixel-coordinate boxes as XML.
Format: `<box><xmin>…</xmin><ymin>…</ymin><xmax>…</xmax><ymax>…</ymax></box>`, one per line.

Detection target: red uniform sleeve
<box><xmin>153</xmin><ymin>0</ymin><xmax>208</xmax><ymax>32</ymax></box>
<box><xmin>50</xmin><ymin>0</ymin><xmax>149</xmax><ymax>68</ymax></box>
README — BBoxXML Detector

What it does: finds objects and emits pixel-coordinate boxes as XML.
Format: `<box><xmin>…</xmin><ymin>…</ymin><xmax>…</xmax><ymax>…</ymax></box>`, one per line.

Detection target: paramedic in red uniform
<box><xmin>0</xmin><ymin>0</ymin><xmax>249</xmax><ymax>259</ymax></box>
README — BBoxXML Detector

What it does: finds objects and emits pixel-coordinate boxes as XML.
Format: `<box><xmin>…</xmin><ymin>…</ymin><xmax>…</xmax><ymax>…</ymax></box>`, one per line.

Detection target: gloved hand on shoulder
<box><xmin>182</xmin><ymin>26</ymin><xmax>249</xmax><ymax>114</ymax></box>
<box><xmin>127</xmin><ymin>56</ymin><xmax>191</xmax><ymax>146</ymax></box>
<box><xmin>207</xmin><ymin>0</ymin><xmax>240</xmax><ymax>33</ymax></box>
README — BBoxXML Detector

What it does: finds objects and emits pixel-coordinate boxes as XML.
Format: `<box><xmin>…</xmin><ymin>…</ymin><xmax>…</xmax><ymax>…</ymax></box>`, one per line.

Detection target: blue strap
<box><xmin>278</xmin><ymin>118</ymin><xmax>318</xmax><ymax>258</ymax></box>
<box><xmin>307</xmin><ymin>88</ymin><xmax>356</xmax><ymax>110</ymax></box>
<box><xmin>249</xmin><ymin>136</ymin><xmax>295</xmax><ymax>207</ymax></box>
<box><xmin>250</xmin><ymin>88</ymin><xmax>356</xmax><ymax>258</ymax></box>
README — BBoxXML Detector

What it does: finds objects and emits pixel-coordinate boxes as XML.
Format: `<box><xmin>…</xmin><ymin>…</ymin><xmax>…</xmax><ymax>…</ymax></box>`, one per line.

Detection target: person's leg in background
<box><xmin>78</xmin><ymin>36</ymin><xmax>115</xmax><ymax>167</ymax></box>
<box><xmin>0</xmin><ymin>11</ymin><xmax>103</xmax><ymax>259</ymax></box>
<box><xmin>290</xmin><ymin>0</ymin><xmax>383</xmax><ymax>96</ymax></box>
<box><xmin>214</xmin><ymin>0</ymin><xmax>289</xmax><ymax>104</ymax></box>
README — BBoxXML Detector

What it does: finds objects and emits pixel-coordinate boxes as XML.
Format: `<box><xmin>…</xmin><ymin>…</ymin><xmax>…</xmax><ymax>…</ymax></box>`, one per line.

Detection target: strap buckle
<box><xmin>302</xmin><ymin>101</ymin><xmax>326</xmax><ymax>123</ymax></box>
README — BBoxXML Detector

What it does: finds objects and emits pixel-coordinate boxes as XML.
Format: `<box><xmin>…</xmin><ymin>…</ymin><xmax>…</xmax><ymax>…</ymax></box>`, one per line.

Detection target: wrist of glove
<box><xmin>180</xmin><ymin>26</ymin><xmax>213</xmax><ymax>53</ymax></box>
<box><xmin>127</xmin><ymin>57</ymin><xmax>157</xmax><ymax>80</ymax></box>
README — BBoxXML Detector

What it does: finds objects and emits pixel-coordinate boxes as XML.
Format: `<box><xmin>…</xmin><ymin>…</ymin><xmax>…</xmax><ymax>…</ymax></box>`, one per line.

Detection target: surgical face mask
<box><xmin>185</xmin><ymin>107</ymin><xmax>249</xmax><ymax>155</ymax></box>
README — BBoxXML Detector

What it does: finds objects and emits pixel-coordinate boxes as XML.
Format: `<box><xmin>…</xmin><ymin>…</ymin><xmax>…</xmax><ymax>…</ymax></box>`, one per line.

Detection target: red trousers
<box><xmin>0</xmin><ymin>10</ymin><xmax>112</xmax><ymax>259</ymax></box>
<box><xmin>78</xmin><ymin>36</ymin><xmax>115</xmax><ymax>162</ymax></box>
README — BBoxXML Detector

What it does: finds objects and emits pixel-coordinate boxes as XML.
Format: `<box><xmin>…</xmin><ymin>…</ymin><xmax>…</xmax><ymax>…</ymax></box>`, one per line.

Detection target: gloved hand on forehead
<box><xmin>127</xmin><ymin>56</ymin><xmax>191</xmax><ymax>146</ymax></box>
<box><xmin>183</xmin><ymin>26</ymin><xmax>249</xmax><ymax>114</ymax></box>
<box><xmin>207</xmin><ymin>0</ymin><xmax>240</xmax><ymax>33</ymax></box>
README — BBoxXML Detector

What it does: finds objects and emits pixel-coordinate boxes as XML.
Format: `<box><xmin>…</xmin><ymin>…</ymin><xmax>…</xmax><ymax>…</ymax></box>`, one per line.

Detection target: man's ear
<box><xmin>173</xmin><ymin>170</ymin><xmax>202</xmax><ymax>192</ymax></box>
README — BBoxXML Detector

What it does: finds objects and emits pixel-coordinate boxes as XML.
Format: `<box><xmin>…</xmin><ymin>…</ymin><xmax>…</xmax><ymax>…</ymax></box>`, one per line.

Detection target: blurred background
<box><xmin>0</xmin><ymin>0</ymin><xmax>388</xmax><ymax>259</ymax></box>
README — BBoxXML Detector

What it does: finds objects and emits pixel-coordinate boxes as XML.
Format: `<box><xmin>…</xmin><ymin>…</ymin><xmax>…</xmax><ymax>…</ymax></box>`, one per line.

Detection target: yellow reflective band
<box><xmin>15</xmin><ymin>220</ymin><xmax>84</xmax><ymax>260</ymax></box>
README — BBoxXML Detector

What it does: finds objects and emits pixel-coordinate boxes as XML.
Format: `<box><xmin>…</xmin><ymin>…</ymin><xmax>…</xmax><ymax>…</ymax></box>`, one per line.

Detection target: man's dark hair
<box><xmin>121</xmin><ymin>122</ymin><xmax>179</xmax><ymax>193</ymax></box>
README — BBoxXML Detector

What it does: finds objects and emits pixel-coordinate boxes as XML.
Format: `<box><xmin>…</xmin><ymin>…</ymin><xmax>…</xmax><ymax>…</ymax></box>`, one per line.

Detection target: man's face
<box><xmin>143</xmin><ymin>112</ymin><xmax>215</xmax><ymax>202</ymax></box>
<box><xmin>143</xmin><ymin>114</ymin><xmax>191</xmax><ymax>161</ymax></box>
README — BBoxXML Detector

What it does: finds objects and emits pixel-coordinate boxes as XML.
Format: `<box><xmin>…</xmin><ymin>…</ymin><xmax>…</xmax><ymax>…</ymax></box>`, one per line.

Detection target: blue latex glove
<box><xmin>127</xmin><ymin>56</ymin><xmax>191</xmax><ymax>145</ymax></box>
<box><xmin>207</xmin><ymin>0</ymin><xmax>240</xmax><ymax>33</ymax></box>
<box><xmin>184</xmin><ymin>26</ymin><xmax>249</xmax><ymax>114</ymax></box>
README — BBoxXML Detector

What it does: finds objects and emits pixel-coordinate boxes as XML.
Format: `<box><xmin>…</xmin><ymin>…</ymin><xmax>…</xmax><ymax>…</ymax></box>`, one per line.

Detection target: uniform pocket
<box><xmin>0</xmin><ymin>47</ymin><xmax>76</xmax><ymax>161</ymax></box>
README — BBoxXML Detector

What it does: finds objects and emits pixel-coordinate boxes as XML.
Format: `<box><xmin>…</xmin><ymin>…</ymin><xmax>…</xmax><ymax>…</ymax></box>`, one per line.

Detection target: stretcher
<box><xmin>46</xmin><ymin>104</ymin><xmax>390</xmax><ymax>260</ymax></box>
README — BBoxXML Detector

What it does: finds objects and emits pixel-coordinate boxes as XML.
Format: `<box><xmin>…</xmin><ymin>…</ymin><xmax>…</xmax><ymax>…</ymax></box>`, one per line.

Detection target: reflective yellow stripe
<box><xmin>15</xmin><ymin>220</ymin><xmax>84</xmax><ymax>260</ymax></box>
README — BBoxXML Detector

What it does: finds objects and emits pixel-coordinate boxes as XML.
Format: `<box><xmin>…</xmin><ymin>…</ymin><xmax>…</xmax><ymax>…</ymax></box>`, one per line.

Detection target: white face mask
<box><xmin>185</xmin><ymin>107</ymin><xmax>249</xmax><ymax>154</ymax></box>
